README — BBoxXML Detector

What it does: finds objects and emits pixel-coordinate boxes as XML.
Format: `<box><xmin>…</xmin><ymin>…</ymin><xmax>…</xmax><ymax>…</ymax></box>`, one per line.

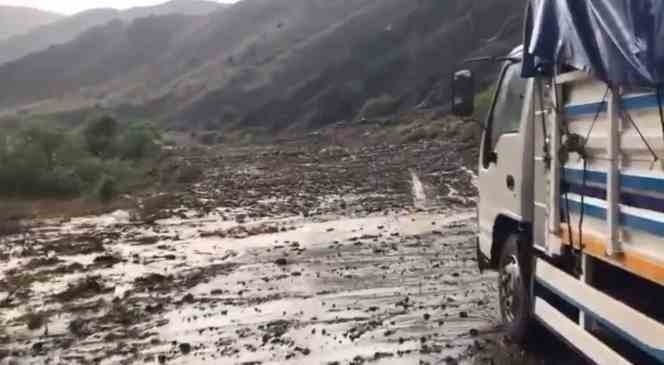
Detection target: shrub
<box><xmin>0</xmin><ymin>136</ymin><xmax>49</xmax><ymax>195</ymax></box>
<box><xmin>21</xmin><ymin>124</ymin><xmax>65</xmax><ymax>170</ymax></box>
<box><xmin>71</xmin><ymin>157</ymin><xmax>105</xmax><ymax>186</ymax></box>
<box><xmin>101</xmin><ymin>159</ymin><xmax>137</xmax><ymax>189</ymax></box>
<box><xmin>359</xmin><ymin>94</ymin><xmax>399</xmax><ymax>119</ymax></box>
<box><xmin>40</xmin><ymin>166</ymin><xmax>83</xmax><ymax>197</ymax></box>
<box><xmin>94</xmin><ymin>175</ymin><xmax>117</xmax><ymax>202</ymax></box>
<box><xmin>118</xmin><ymin>121</ymin><xmax>160</xmax><ymax>160</ymax></box>
<box><xmin>0</xmin><ymin>117</ymin><xmax>161</xmax><ymax>201</ymax></box>
<box><xmin>198</xmin><ymin>132</ymin><xmax>218</xmax><ymax>145</ymax></box>
<box><xmin>84</xmin><ymin>115</ymin><xmax>118</xmax><ymax>157</ymax></box>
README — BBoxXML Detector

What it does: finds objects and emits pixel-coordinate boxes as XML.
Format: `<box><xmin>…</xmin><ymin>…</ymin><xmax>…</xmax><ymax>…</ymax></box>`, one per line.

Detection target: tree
<box><xmin>21</xmin><ymin>125</ymin><xmax>65</xmax><ymax>170</ymax></box>
<box><xmin>118</xmin><ymin>121</ymin><xmax>160</xmax><ymax>160</ymax></box>
<box><xmin>84</xmin><ymin>115</ymin><xmax>118</xmax><ymax>157</ymax></box>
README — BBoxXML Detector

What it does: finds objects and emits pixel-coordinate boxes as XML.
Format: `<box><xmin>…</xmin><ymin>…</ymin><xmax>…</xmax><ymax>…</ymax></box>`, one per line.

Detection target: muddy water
<box><xmin>0</xmin><ymin>209</ymin><xmax>582</xmax><ymax>365</ymax></box>
<box><xmin>0</xmin><ymin>141</ymin><xmax>583</xmax><ymax>364</ymax></box>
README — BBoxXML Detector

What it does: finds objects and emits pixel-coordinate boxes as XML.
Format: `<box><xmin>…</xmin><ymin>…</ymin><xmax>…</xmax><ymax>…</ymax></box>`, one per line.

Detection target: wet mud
<box><xmin>0</xmin><ymin>139</ymin><xmax>584</xmax><ymax>364</ymax></box>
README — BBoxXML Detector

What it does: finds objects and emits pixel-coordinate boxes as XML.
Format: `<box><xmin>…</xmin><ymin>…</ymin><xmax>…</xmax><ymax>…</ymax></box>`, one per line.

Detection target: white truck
<box><xmin>451</xmin><ymin>2</ymin><xmax>664</xmax><ymax>363</ymax></box>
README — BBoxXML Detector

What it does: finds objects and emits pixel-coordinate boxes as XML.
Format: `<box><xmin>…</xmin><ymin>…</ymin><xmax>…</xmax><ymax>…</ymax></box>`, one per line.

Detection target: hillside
<box><xmin>124</xmin><ymin>0</ymin><xmax>225</xmax><ymax>20</ymax></box>
<box><xmin>0</xmin><ymin>6</ymin><xmax>62</xmax><ymax>41</ymax></box>
<box><xmin>0</xmin><ymin>0</ymin><xmax>525</xmax><ymax>131</ymax></box>
<box><xmin>0</xmin><ymin>0</ymin><xmax>223</xmax><ymax>66</ymax></box>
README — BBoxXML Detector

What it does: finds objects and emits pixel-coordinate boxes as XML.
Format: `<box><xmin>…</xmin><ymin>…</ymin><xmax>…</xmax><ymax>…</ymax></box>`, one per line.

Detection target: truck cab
<box><xmin>473</xmin><ymin>46</ymin><xmax>531</xmax><ymax>267</ymax></box>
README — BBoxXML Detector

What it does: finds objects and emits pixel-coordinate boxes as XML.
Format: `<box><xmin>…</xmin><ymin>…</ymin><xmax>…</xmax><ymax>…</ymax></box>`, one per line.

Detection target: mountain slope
<box><xmin>0</xmin><ymin>6</ymin><xmax>63</xmax><ymax>41</ymax></box>
<box><xmin>124</xmin><ymin>0</ymin><xmax>226</xmax><ymax>20</ymax></box>
<box><xmin>0</xmin><ymin>0</ymin><xmax>525</xmax><ymax>131</ymax></box>
<box><xmin>0</xmin><ymin>0</ymin><xmax>223</xmax><ymax>65</ymax></box>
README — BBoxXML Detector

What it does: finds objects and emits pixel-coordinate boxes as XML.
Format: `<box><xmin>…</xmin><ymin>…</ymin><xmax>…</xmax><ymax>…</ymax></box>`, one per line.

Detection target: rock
<box><xmin>25</xmin><ymin>312</ymin><xmax>46</xmax><ymax>330</ymax></box>
<box><xmin>274</xmin><ymin>258</ymin><xmax>288</xmax><ymax>266</ymax></box>
<box><xmin>182</xmin><ymin>293</ymin><xmax>195</xmax><ymax>303</ymax></box>
<box><xmin>92</xmin><ymin>254</ymin><xmax>123</xmax><ymax>267</ymax></box>
<box><xmin>56</xmin><ymin>276</ymin><xmax>110</xmax><ymax>302</ymax></box>
<box><xmin>373</xmin><ymin>352</ymin><xmax>394</xmax><ymax>360</ymax></box>
<box><xmin>444</xmin><ymin>356</ymin><xmax>458</xmax><ymax>365</ymax></box>
<box><xmin>235</xmin><ymin>214</ymin><xmax>247</xmax><ymax>223</ymax></box>
<box><xmin>145</xmin><ymin>303</ymin><xmax>164</xmax><ymax>313</ymax></box>
<box><xmin>295</xmin><ymin>346</ymin><xmax>311</xmax><ymax>355</ymax></box>
<box><xmin>179</xmin><ymin>342</ymin><xmax>192</xmax><ymax>355</ymax></box>
<box><xmin>31</xmin><ymin>342</ymin><xmax>43</xmax><ymax>353</ymax></box>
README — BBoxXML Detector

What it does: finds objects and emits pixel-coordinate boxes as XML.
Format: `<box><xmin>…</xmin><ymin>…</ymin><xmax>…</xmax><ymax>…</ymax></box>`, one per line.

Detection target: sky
<box><xmin>0</xmin><ymin>0</ymin><xmax>238</xmax><ymax>15</ymax></box>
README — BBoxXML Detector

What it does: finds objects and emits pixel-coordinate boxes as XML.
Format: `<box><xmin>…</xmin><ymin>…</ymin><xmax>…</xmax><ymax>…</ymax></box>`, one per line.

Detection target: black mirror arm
<box><xmin>461</xmin><ymin>56</ymin><xmax>521</xmax><ymax>66</ymax></box>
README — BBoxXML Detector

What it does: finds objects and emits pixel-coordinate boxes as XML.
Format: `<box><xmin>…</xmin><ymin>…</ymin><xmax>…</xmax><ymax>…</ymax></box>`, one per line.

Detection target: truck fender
<box><xmin>489</xmin><ymin>214</ymin><xmax>521</xmax><ymax>269</ymax></box>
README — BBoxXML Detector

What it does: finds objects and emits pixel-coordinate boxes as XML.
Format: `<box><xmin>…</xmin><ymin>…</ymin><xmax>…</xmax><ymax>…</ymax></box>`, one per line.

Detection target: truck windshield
<box><xmin>489</xmin><ymin>62</ymin><xmax>526</xmax><ymax>149</ymax></box>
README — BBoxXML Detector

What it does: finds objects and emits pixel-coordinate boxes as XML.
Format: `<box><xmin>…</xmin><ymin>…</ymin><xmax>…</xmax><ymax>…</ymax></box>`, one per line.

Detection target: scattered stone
<box><xmin>92</xmin><ymin>254</ymin><xmax>123</xmax><ymax>267</ymax></box>
<box><xmin>182</xmin><ymin>293</ymin><xmax>195</xmax><ymax>303</ymax></box>
<box><xmin>55</xmin><ymin>276</ymin><xmax>110</xmax><ymax>302</ymax></box>
<box><xmin>179</xmin><ymin>342</ymin><xmax>192</xmax><ymax>355</ymax></box>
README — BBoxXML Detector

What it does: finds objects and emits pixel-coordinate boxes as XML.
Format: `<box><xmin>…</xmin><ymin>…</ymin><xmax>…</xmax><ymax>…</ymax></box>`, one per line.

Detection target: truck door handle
<box><xmin>506</xmin><ymin>175</ymin><xmax>515</xmax><ymax>191</ymax></box>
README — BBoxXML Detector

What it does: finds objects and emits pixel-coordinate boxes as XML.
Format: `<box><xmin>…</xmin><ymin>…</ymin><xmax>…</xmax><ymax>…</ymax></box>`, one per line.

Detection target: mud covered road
<box><xmin>0</xmin><ymin>135</ymin><xmax>583</xmax><ymax>364</ymax></box>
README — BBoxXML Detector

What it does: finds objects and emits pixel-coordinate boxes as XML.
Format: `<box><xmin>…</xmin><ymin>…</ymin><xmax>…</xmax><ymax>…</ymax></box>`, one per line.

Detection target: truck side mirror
<box><xmin>452</xmin><ymin>69</ymin><xmax>475</xmax><ymax>117</ymax></box>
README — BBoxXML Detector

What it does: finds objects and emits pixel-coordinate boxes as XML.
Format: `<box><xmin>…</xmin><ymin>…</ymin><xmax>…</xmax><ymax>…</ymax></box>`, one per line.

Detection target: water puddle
<box><xmin>410</xmin><ymin>170</ymin><xmax>427</xmax><ymax>209</ymax></box>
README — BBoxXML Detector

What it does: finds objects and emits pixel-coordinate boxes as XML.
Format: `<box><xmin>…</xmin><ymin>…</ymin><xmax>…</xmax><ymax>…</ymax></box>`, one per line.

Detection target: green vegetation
<box><xmin>359</xmin><ymin>94</ymin><xmax>399</xmax><ymax>119</ymax></box>
<box><xmin>474</xmin><ymin>86</ymin><xmax>495</xmax><ymax>123</ymax></box>
<box><xmin>0</xmin><ymin>116</ymin><xmax>161</xmax><ymax>201</ymax></box>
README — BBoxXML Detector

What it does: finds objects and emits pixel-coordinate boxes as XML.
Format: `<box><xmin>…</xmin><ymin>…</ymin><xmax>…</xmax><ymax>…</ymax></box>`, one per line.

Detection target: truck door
<box><xmin>478</xmin><ymin>61</ymin><xmax>530</xmax><ymax>255</ymax></box>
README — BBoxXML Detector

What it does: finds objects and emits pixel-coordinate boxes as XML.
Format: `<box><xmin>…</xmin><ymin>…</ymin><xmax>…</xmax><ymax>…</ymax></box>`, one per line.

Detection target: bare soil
<box><xmin>0</xmin><ymin>131</ymin><xmax>584</xmax><ymax>365</ymax></box>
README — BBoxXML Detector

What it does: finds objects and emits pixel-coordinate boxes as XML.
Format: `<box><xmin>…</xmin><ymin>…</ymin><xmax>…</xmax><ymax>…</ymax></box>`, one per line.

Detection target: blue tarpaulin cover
<box><xmin>523</xmin><ymin>0</ymin><xmax>664</xmax><ymax>86</ymax></box>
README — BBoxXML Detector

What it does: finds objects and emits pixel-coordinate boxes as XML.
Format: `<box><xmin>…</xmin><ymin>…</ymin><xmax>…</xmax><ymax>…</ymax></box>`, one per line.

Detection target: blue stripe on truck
<box><xmin>563</xmin><ymin>198</ymin><xmax>664</xmax><ymax>237</ymax></box>
<box><xmin>565</xmin><ymin>93</ymin><xmax>660</xmax><ymax>118</ymax></box>
<box><xmin>564</xmin><ymin>182</ymin><xmax>664</xmax><ymax>214</ymax></box>
<box><xmin>563</xmin><ymin>168</ymin><xmax>664</xmax><ymax>195</ymax></box>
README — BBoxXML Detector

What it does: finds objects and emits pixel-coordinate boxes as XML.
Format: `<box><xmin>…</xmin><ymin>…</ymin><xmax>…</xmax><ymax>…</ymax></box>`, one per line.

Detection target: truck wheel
<box><xmin>498</xmin><ymin>233</ymin><xmax>531</xmax><ymax>343</ymax></box>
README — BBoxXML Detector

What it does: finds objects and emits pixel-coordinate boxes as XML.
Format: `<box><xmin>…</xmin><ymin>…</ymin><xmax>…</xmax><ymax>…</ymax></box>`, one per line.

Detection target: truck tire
<box><xmin>498</xmin><ymin>233</ymin><xmax>532</xmax><ymax>344</ymax></box>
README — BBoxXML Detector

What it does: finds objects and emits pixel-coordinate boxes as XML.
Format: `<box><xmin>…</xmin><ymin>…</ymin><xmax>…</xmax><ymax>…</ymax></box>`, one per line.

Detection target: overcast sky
<box><xmin>0</xmin><ymin>0</ymin><xmax>238</xmax><ymax>15</ymax></box>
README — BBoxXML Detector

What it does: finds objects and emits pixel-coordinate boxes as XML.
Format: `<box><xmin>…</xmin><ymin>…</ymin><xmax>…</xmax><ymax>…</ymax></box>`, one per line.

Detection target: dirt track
<box><xmin>0</xmin><ymin>136</ymin><xmax>583</xmax><ymax>364</ymax></box>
